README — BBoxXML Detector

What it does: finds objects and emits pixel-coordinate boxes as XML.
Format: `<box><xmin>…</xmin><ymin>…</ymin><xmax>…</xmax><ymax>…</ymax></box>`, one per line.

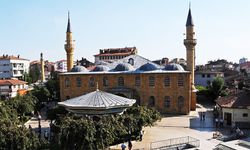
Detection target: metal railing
<box><xmin>150</xmin><ymin>136</ymin><xmax>200</xmax><ymax>150</ymax></box>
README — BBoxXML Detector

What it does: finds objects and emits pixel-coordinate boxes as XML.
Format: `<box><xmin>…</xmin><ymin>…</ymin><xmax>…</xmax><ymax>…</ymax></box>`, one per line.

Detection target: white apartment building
<box><xmin>54</xmin><ymin>60</ymin><xmax>67</xmax><ymax>72</ymax></box>
<box><xmin>0</xmin><ymin>79</ymin><xmax>28</xmax><ymax>99</ymax></box>
<box><xmin>0</xmin><ymin>55</ymin><xmax>30</xmax><ymax>79</ymax></box>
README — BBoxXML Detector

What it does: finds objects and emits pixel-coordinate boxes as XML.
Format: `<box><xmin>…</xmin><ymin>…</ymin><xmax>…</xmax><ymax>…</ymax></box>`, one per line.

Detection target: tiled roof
<box><xmin>94</xmin><ymin>52</ymin><xmax>132</xmax><ymax>57</ymax></box>
<box><xmin>216</xmin><ymin>92</ymin><xmax>250</xmax><ymax>108</ymax></box>
<box><xmin>0</xmin><ymin>79</ymin><xmax>27</xmax><ymax>86</ymax></box>
<box><xmin>94</xmin><ymin>47</ymin><xmax>136</xmax><ymax>56</ymax></box>
<box><xmin>0</xmin><ymin>55</ymin><xmax>29</xmax><ymax>61</ymax></box>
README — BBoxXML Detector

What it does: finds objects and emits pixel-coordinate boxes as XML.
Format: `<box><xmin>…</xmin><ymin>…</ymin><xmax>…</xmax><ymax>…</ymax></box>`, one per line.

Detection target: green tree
<box><xmin>45</xmin><ymin>72</ymin><xmax>60</xmax><ymax>101</ymax></box>
<box><xmin>29</xmin><ymin>65</ymin><xmax>40</xmax><ymax>83</ymax></box>
<box><xmin>51</xmin><ymin>106</ymin><xmax>161</xmax><ymax>149</ymax></box>
<box><xmin>209</xmin><ymin>77</ymin><xmax>225</xmax><ymax>99</ymax></box>
<box><xmin>31</xmin><ymin>85</ymin><xmax>51</xmax><ymax>103</ymax></box>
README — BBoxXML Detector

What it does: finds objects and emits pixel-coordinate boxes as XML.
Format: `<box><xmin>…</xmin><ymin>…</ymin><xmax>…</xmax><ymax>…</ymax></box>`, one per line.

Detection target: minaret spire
<box><xmin>186</xmin><ymin>5</ymin><xmax>194</xmax><ymax>27</ymax></box>
<box><xmin>65</xmin><ymin>11</ymin><xmax>75</xmax><ymax>72</ymax></box>
<box><xmin>67</xmin><ymin>11</ymin><xmax>71</xmax><ymax>32</ymax></box>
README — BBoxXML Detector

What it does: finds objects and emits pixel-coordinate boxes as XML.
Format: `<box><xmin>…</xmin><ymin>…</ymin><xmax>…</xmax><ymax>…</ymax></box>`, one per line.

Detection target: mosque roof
<box><xmin>91</xmin><ymin>65</ymin><xmax>110</xmax><ymax>72</ymax></box>
<box><xmin>70</xmin><ymin>65</ymin><xmax>88</xmax><ymax>72</ymax></box>
<box><xmin>58</xmin><ymin>89</ymin><xmax>136</xmax><ymax>115</ymax></box>
<box><xmin>164</xmin><ymin>63</ymin><xmax>185</xmax><ymax>71</ymax></box>
<box><xmin>113</xmin><ymin>63</ymin><xmax>134</xmax><ymax>71</ymax></box>
<box><xmin>138</xmin><ymin>63</ymin><xmax>158</xmax><ymax>71</ymax></box>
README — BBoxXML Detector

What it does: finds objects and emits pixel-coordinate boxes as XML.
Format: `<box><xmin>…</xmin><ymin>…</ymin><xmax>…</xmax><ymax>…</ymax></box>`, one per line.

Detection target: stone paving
<box><xmin>110</xmin><ymin>105</ymin><xmax>230</xmax><ymax>150</ymax></box>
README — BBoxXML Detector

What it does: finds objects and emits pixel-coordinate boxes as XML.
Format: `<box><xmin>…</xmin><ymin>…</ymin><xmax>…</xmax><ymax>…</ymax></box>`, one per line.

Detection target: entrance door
<box><xmin>224</xmin><ymin>113</ymin><xmax>232</xmax><ymax>126</ymax></box>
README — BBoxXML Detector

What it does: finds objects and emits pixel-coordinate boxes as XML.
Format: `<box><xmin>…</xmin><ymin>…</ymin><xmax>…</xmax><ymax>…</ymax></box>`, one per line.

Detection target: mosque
<box><xmin>59</xmin><ymin>8</ymin><xmax>197</xmax><ymax>114</ymax></box>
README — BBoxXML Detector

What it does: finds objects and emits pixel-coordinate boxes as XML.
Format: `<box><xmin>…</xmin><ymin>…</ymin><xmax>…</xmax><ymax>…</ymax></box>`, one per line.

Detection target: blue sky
<box><xmin>0</xmin><ymin>0</ymin><xmax>250</xmax><ymax>64</ymax></box>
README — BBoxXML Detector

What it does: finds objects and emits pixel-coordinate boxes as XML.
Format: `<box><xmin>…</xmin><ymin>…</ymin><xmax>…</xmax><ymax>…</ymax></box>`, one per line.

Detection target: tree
<box><xmin>31</xmin><ymin>85</ymin><xmax>51</xmax><ymax>103</ymax></box>
<box><xmin>29</xmin><ymin>65</ymin><xmax>40</xmax><ymax>83</ymax></box>
<box><xmin>209</xmin><ymin>77</ymin><xmax>225</xmax><ymax>99</ymax></box>
<box><xmin>45</xmin><ymin>72</ymin><xmax>60</xmax><ymax>101</ymax></box>
<box><xmin>51</xmin><ymin>106</ymin><xmax>161</xmax><ymax>149</ymax></box>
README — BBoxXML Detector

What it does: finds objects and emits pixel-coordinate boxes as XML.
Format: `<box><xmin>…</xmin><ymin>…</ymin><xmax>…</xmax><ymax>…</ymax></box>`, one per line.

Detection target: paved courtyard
<box><xmin>110</xmin><ymin>104</ymin><xmax>249</xmax><ymax>150</ymax></box>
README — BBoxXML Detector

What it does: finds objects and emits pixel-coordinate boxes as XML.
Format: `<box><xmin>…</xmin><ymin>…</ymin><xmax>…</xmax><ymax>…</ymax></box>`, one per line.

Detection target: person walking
<box><xmin>202</xmin><ymin>112</ymin><xmax>205</xmax><ymax>121</ymax></box>
<box><xmin>128</xmin><ymin>140</ymin><xmax>132</xmax><ymax>150</ymax></box>
<box><xmin>139</xmin><ymin>130</ymin><xmax>144</xmax><ymax>141</ymax></box>
<box><xmin>215</xmin><ymin>118</ymin><xmax>219</xmax><ymax>128</ymax></box>
<box><xmin>220</xmin><ymin>118</ymin><xmax>224</xmax><ymax>128</ymax></box>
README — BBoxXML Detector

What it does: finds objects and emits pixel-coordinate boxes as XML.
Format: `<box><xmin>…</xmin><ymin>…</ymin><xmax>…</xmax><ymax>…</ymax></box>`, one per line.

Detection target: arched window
<box><xmin>178</xmin><ymin>96</ymin><xmax>184</xmax><ymax>108</ymax></box>
<box><xmin>148</xmin><ymin>96</ymin><xmax>155</xmax><ymax>107</ymax></box>
<box><xmin>65</xmin><ymin>77</ymin><xmax>70</xmax><ymax>88</ymax></box>
<box><xmin>128</xmin><ymin>58</ymin><xmax>134</xmax><ymax>66</ymax></box>
<box><xmin>118</xmin><ymin>76</ymin><xmax>124</xmax><ymax>86</ymax></box>
<box><xmin>149</xmin><ymin>76</ymin><xmax>155</xmax><ymax>86</ymax></box>
<box><xmin>178</xmin><ymin>75</ymin><xmax>184</xmax><ymax>86</ymax></box>
<box><xmin>164</xmin><ymin>76</ymin><xmax>170</xmax><ymax>86</ymax></box>
<box><xmin>135</xmin><ymin>76</ymin><xmax>140</xmax><ymax>86</ymax></box>
<box><xmin>89</xmin><ymin>77</ymin><xmax>95</xmax><ymax>87</ymax></box>
<box><xmin>103</xmin><ymin>76</ymin><xmax>108</xmax><ymax>87</ymax></box>
<box><xmin>76</xmin><ymin>77</ymin><xmax>82</xmax><ymax>87</ymax></box>
<box><xmin>164</xmin><ymin>96</ymin><xmax>170</xmax><ymax>108</ymax></box>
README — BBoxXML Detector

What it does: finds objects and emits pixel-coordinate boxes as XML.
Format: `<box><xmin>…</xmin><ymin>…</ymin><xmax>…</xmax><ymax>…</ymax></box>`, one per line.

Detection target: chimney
<box><xmin>17</xmin><ymin>54</ymin><xmax>20</xmax><ymax>58</ymax></box>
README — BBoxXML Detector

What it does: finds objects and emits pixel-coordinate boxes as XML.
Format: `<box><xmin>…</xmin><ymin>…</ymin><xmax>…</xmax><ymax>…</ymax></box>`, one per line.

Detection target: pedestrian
<box><xmin>215</xmin><ymin>118</ymin><xmax>219</xmax><ymax>128</ymax></box>
<box><xmin>202</xmin><ymin>112</ymin><xmax>205</xmax><ymax>121</ymax></box>
<box><xmin>220</xmin><ymin>118</ymin><xmax>224</xmax><ymax>128</ymax></box>
<box><xmin>121</xmin><ymin>142</ymin><xmax>126</xmax><ymax>150</ymax></box>
<box><xmin>139</xmin><ymin>130</ymin><xmax>144</xmax><ymax>141</ymax></box>
<box><xmin>128</xmin><ymin>140</ymin><xmax>132</xmax><ymax>150</ymax></box>
<box><xmin>29</xmin><ymin>124</ymin><xmax>32</xmax><ymax>130</ymax></box>
<box><xmin>44</xmin><ymin>130</ymin><xmax>49</xmax><ymax>140</ymax></box>
<box><xmin>199</xmin><ymin>112</ymin><xmax>202</xmax><ymax>121</ymax></box>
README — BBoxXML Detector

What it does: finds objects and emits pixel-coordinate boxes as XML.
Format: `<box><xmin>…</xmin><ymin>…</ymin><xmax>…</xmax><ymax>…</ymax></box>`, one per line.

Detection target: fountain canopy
<box><xmin>58</xmin><ymin>89</ymin><xmax>136</xmax><ymax>115</ymax></box>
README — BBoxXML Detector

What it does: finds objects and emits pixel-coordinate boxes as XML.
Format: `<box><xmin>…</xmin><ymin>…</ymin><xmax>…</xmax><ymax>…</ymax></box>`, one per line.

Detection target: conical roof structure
<box><xmin>58</xmin><ymin>89</ymin><xmax>136</xmax><ymax>115</ymax></box>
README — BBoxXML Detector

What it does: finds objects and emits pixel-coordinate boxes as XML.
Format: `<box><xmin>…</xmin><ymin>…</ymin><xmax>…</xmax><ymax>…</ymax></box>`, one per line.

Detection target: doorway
<box><xmin>224</xmin><ymin>112</ymin><xmax>232</xmax><ymax>126</ymax></box>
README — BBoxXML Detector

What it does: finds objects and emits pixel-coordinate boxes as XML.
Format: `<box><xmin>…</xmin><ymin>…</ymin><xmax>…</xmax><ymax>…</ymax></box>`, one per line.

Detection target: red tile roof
<box><xmin>0</xmin><ymin>55</ymin><xmax>29</xmax><ymax>61</ymax></box>
<box><xmin>94</xmin><ymin>52</ymin><xmax>132</xmax><ymax>57</ymax></box>
<box><xmin>216</xmin><ymin>91</ymin><xmax>250</xmax><ymax>108</ymax></box>
<box><xmin>0</xmin><ymin>79</ymin><xmax>27</xmax><ymax>86</ymax></box>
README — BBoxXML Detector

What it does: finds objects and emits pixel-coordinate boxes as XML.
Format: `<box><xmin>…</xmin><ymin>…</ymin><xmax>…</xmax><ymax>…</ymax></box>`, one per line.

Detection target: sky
<box><xmin>0</xmin><ymin>0</ymin><xmax>250</xmax><ymax>65</ymax></box>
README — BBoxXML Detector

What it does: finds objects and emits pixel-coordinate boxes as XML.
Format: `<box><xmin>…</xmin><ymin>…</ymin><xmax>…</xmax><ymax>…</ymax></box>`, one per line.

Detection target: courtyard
<box><xmin>110</xmin><ymin>104</ymin><xmax>250</xmax><ymax>150</ymax></box>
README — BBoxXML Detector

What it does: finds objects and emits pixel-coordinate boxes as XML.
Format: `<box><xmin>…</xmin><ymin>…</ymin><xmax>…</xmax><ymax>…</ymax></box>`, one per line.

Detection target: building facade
<box><xmin>0</xmin><ymin>55</ymin><xmax>29</xmax><ymax>79</ymax></box>
<box><xmin>0</xmin><ymin>79</ymin><xmax>28</xmax><ymax>99</ymax></box>
<box><xmin>59</xmin><ymin>58</ymin><xmax>192</xmax><ymax>114</ymax></box>
<box><xmin>195</xmin><ymin>70</ymin><xmax>224</xmax><ymax>87</ymax></box>
<box><xmin>94</xmin><ymin>47</ymin><xmax>137</xmax><ymax>64</ymax></box>
<box><xmin>54</xmin><ymin>60</ymin><xmax>67</xmax><ymax>72</ymax></box>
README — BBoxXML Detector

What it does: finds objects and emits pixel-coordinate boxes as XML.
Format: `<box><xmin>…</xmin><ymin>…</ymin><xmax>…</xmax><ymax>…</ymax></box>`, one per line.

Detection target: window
<box><xmin>243</xmin><ymin>113</ymin><xmax>248</xmax><ymax>117</ymax></box>
<box><xmin>178</xmin><ymin>96</ymin><xmax>184</xmax><ymax>108</ymax></box>
<box><xmin>118</xmin><ymin>76</ymin><xmax>124</xmax><ymax>86</ymax></box>
<box><xmin>148</xmin><ymin>96</ymin><xmax>155</xmax><ymax>107</ymax></box>
<box><xmin>76</xmin><ymin>77</ymin><xmax>81</xmax><ymax>87</ymax></box>
<box><xmin>89</xmin><ymin>77</ymin><xmax>95</xmax><ymax>87</ymax></box>
<box><xmin>103</xmin><ymin>77</ymin><xmax>108</xmax><ymax>87</ymax></box>
<box><xmin>164</xmin><ymin>96</ymin><xmax>170</xmax><ymax>108</ymax></box>
<box><xmin>178</xmin><ymin>75</ymin><xmax>184</xmax><ymax>86</ymax></box>
<box><xmin>207</xmin><ymin>74</ymin><xmax>211</xmax><ymax>78</ymax></box>
<box><xmin>149</xmin><ymin>76</ymin><xmax>155</xmax><ymax>86</ymax></box>
<box><xmin>65</xmin><ymin>77</ymin><xmax>70</xmax><ymax>88</ymax></box>
<box><xmin>135</xmin><ymin>76</ymin><xmax>140</xmax><ymax>86</ymax></box>
<box><xmin>128</xmin><ymin>58</ymin><xmax>134</xmax><ymax>66</ymax></box>
<box><xmin>164</xmin><ymin>76</ymin><xmax>170</xmax><ymax>86</ymax></box>
<box><xmin>202</xmin><ymin>74</ymin><xmax>205</xmax><ymax>78</ymax></box>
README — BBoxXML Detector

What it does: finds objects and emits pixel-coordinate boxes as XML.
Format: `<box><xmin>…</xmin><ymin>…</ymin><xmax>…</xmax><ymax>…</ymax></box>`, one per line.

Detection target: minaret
<box><xmin>40</xmin><ymin>53</ymin><xmax>45</xmax><ymax>82</ymax></box>
<box><xmin>64</xmin><ymin>11</ymin><xmax>75</xmax><ymax>72</ymax></box>
<box><xmin>184</xmin><ymin>6</ymin><xmax>197</xmax><ymax>110</ymax></box>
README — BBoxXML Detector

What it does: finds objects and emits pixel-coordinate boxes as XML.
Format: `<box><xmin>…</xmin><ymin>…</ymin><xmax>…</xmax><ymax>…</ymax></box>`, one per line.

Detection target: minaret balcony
<box><xmin>184</xmin><ymin>39</ymin><xmax>197</xmax><ymax>46</ymax></box>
